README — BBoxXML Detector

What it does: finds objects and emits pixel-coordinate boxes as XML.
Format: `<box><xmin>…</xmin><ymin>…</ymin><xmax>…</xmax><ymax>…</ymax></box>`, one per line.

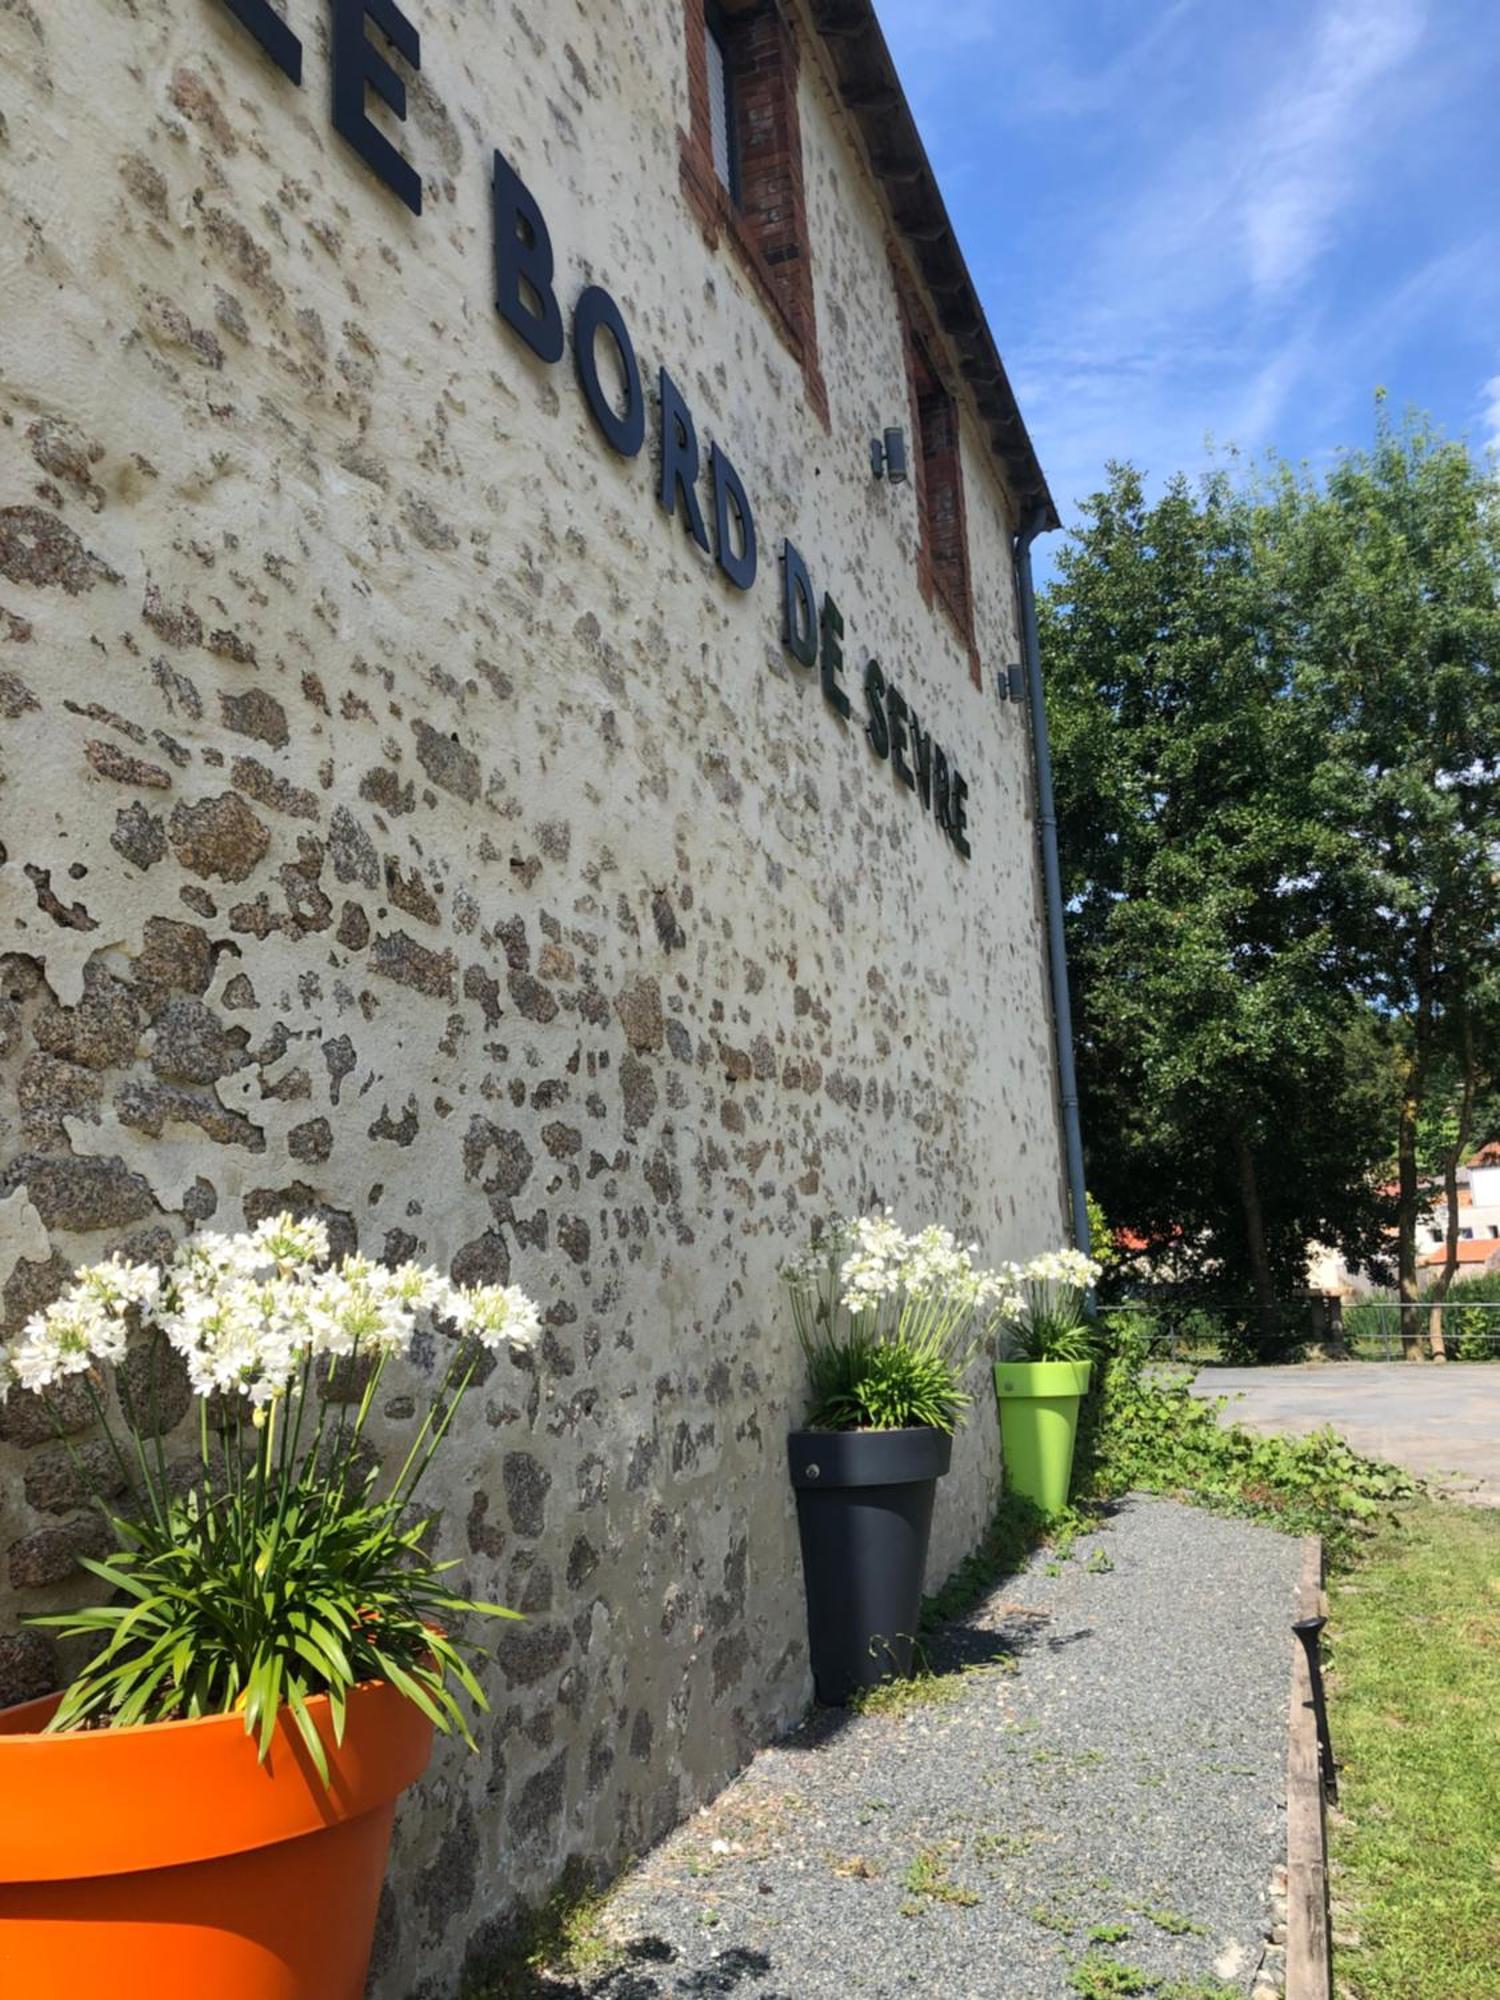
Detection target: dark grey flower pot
<box><xmin>787</xmin><ymin>1426</ymin><xmax>953</xmax><ymax>1705</ymax></box>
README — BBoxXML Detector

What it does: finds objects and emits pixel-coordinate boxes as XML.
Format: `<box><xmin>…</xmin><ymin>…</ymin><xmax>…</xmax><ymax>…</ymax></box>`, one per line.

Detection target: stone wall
<box><xmin>0</xmin><ymin>1</ymin><xmax>1067</xmax><ymax>1991</ymax></box>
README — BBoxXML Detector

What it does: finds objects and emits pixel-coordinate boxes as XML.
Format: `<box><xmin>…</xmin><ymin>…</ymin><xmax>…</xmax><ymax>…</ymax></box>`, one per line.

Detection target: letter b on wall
<box><xmin>493</xmin><ymin>149</ymin><xmax>565</xmax><ymax>364</ymax></box>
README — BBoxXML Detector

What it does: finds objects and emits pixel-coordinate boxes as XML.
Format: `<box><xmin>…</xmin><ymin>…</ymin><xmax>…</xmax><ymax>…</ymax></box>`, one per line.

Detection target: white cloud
<box><xmin>880</xmin><ymin>0</ymin><xmax>1485</xmax><ymax>525</ymax></box>
<box><xmin>1241</xmin><ymin>0</ymin><xmax>1427</xmax><ymax>297</ymax></box>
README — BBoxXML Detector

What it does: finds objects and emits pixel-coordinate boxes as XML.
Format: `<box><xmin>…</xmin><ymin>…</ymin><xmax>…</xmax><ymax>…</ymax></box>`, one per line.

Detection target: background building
<box><xmin>0</xmin><ymin>1</ymin><xmax>1064</xmax><ymax>1985</ymax></box>
<box><xmin>1416</xmin><ymin>1145</ymin><xmax>1500</xmax><ymax>1275</ymax></box>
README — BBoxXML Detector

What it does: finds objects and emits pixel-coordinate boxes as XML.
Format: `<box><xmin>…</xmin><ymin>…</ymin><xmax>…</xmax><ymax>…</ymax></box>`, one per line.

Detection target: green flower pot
<box><xmin>993</xmin><ymin>1359</ymin><xmax>1092</xmax><ymax>1515</ymax></box>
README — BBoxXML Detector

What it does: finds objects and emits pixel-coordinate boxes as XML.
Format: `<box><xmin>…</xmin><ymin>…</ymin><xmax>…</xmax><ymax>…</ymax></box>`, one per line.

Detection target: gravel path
<box><xmin>539</xmin><ymin>1497</ymin><xmax>1302</xmax><ymax>1999</ymax></box>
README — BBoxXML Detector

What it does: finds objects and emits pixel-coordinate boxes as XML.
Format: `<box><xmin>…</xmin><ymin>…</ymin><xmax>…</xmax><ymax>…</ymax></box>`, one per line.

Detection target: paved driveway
<box><xmin>1190</xmin><ymin>1363</ymin><xmax>1500</xmax><ymax>1502</ymax></box>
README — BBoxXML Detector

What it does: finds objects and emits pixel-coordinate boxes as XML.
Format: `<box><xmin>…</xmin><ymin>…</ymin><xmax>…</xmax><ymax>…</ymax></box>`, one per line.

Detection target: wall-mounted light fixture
<box><xmin>997</xmin><ymin>664</ymin><xmax>1026</xmax><ymax>704</ymax></box>
<box><xmin>870</xmin><ymin>427</ymin><xmax>908</xmax><ymax>483</ymax></box>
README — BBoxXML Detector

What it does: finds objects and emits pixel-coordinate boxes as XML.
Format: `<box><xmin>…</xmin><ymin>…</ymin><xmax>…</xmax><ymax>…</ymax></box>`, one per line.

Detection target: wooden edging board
<box><xmin>1286</xmin><ymin>1534</ymin><xmax>1333</xmax><ymax>2000</ymax></box>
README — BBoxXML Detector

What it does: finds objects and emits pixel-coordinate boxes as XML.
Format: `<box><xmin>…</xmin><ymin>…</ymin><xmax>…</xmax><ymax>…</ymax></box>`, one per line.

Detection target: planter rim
<box><xmin>787</xmin><ymin>1423</ymin><xmax>953</xmax><ymax>1489</ymax></box>
<box><xmin>993</xmin><ymin>1358</ymin><xmax>1093</xmax><ymax>1398</ymax></box>
<box><xmin>0</xmin><ymin>1676</ymin><xmax>432</xmax><ymax>1884</ymax></box>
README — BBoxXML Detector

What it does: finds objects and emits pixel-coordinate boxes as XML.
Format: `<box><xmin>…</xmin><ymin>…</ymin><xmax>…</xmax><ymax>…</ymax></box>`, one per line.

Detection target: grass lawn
<box><xmin>1328</xmin><ymin>1501</ymin><xmax>1500</xmax><ymax>1999</ymax></box>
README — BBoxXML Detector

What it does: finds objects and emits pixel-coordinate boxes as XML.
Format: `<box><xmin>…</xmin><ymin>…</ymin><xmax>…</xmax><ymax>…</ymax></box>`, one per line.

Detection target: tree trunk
<box><xmin>1397</xmin><ymin>1072</ymin><xmax>1425</xmax><ymax>1360</ymax></box>
<box><xmin>1233</xmin><ymin>1129</ymin><xmax>1279</xmax><ymax>1357</ymax></box>
<box><xmin>1397</xmin><ymin>926</ymin><xmax>1436</xmax><ymax>1361</ymax></box>
<box><xmin>1427</xmin><ymin>1011</ymin><xmax>1476</xmax><ymax>1364</ymax></box>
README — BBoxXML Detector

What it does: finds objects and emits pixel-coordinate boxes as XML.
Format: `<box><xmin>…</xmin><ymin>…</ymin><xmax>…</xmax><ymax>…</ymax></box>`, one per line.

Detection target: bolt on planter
<box><xmin>0</xmin><ymin>1679</ymin><xmax>431</xmax><ymax>1999</ymax></box>
<box><xmin>788</xmin><ymin>1425</ymin><xmax>952</xmax><ymax>1704</ymax></box>
<box><xmin>993</xmin><ymin>1359</ymin><xmax>1092</xmax><ymax>1514</ymax></box>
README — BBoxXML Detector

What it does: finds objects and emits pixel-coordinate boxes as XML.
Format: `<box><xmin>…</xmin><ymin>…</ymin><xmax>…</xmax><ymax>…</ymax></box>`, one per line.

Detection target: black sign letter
<box><xmin>819</xmin><ymin>595</ymin><xmax>850</xmax><ymax>720</ymax></box>
<box><xmin>710</xmin><ymin>444</ymin><xmax>757</xmax><ymax>591</ymax></box>
<box><xmin>218</xmin><ymin>0</ymin><xmax>302</xmax><ymax>82</ymax></box>
<box><xmin>782</xmin><ymin>542</ymin><xmax>817</xmax><ymax>668</ymax></box>
<box><xmin>574</xmin><ymin>285</ymin><xmax>644</xmax><ymax>457</ymax></box>
<box><xmin>886</xmin><ymin>685</ymin><xmax>914</xmax><ymax>787</ymax></box>
<box><xmin>658</xmin><ymin>369</ymin><xmax>710</xmax><ymax>552</ymax></box>
<box><xmin>331</xmin><ymin>0</ymin><xmax>422</xmax><ymax>216</ymax></box>
<box><xmin>910</xmin><ymin>713</ymin><xmax>933</xmax><ymax>810</ymax></box>
<box><xmin>950</xmin><ymin>770</ymin><xmax>971</xmax><ymax>859</ymax></box>
<box><xmin>864</xmin><ymin>658</ymin><xmax>890</xmax><ymax>759</ymax></box>
<box><xmin>493</xmin><ymin>151</ymin><xmax>565</xmax><ymax>363</ymax></box>
<box><xmin>932</xmin><ymin>743</ymin><xmax>952</xmax><ymax>835</ymax></box>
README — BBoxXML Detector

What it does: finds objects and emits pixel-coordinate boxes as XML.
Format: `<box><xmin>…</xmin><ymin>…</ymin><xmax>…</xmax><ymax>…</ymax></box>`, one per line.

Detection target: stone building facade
<box><xmin>0</xmin><ymin>0</ymin><xmax>1064</xmax><ymax>1990</ymax></box>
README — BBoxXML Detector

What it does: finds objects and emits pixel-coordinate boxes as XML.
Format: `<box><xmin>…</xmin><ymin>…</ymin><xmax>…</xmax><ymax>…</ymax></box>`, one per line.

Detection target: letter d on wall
<box><xmin>710</xmin><ymin>445</ymin><xmax>757</xmax><ymax>591</ymax></box>
<box><xmin>781</xmin><ymin>541</ymin><xmax>817</xmax><ymax>668</ymax></box>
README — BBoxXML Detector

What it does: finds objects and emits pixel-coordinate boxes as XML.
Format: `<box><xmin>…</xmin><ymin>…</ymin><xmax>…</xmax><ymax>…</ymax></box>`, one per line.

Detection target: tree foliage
<box><xmin>1042</xmin><ymin>408</ymin><xmax>1500</xmax><ymax>1349</ymax></box>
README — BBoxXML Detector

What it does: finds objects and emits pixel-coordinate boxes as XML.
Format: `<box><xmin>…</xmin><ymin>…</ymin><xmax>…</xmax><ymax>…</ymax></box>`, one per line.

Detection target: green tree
<box><xmin>1044</xmin><ymin>411</ymin><xmax>1500</xmax><ymax>1360</ymax></box>
<box><xmin>1041</xmin><ymin>465</ymin><xmax>1393</xmax><ymax>1352</ymax></box>
<box><xmin>1256</xmin><ymin>408</ymin><xmax>1500</xmax><ymax>1354</ymax></box>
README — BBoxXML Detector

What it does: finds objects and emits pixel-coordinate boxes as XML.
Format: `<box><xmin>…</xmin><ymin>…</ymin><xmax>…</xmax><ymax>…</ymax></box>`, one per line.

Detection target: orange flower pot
<box><xmin>0</xmin><ymin>1680</ymin><xmax>432</xmax><ymax>1999</ymax></box>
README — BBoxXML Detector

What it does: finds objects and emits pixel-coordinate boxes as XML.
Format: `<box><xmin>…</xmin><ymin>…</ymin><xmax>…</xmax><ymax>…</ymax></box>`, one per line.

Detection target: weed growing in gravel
<box><xmin>850</xmin><ymin>1655</ymin><xmax>1014</xmax><ymax>1717</ymax></box>
<box><xmin>1067</xmin><ymin>1957</ymin><xmax>1151</xmax><ymax>1997</ymax></box>
<box><xmin>1137</xmin><ymin>1905</ymin><xmax>1206</xmax><ymax>1937</ymax></box>
<box><xmin>1073</xmin><ymin>1314</ymin><xmax>1415</xmax><ymax>1561</ymax></box>
<box><xmin>848</xmin><ymin>1672</ymin><xmax>964</xmax><ymax>1717</ymax></box>
<box><xmin>462</xmin><ymin>1861</ymin><xmax>620</xmax><ymax>1997</ymax></box>
<box><xmin>973</xmin><ymin>1828</ymin><xmax>1039</xmax><ymax>1861</ymax></box>
<box><xmin>901</xmin><ymin>1845</ymin><xmax>980</xmax><ymax>1913</ymax></box>
<box><xmin>1153</xmin><ymin>1982</ymin><xmax>1241</xmax><ymax>1999</ymax></box>
<box><xmin>1087</xmin><ymin>1923</ymin><xmax>1132</xmax><ymax>1944</ymax></box>
<box><xmin>1066</xmin><ymin>1959</ymin><xmax>1239</xmax><ymax>2000</ymax></box>
<box><xmin>1029</xmin><ymin>1902</ymin><xmax>1078</xmax><ymax>1934</ymax></box>
<box><xmin>1085</xmin><ymin>1548</ymin><xmax>1116</xmax><ymax>1573</ymax></box>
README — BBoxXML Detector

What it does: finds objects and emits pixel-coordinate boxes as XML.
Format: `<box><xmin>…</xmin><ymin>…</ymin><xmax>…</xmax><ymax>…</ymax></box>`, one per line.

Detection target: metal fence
<box><xmin>1342</xmin><ymin>1297</ymin><xmax>1500</xmax><ymax>1362</ymax></box>
<box><xmin>1104</xmin><ymin>1295</ymin><xmax>1500</xmax><ymax>1363</ymax></box>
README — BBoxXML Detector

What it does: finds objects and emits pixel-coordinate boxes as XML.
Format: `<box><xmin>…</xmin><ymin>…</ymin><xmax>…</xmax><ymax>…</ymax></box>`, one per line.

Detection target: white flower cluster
<box><xmin>0</xmin><ymin>1214</ymin><xmax>541</xmax><ymax>1407</ymax></box>
<box><xmin>1017</xmin><ymin>1248</ymin><xmax>1102</xmax><ymax>1291</ymax></box>
<box><xmin>778</xmin><ymin>1218</ymin><xmax>856</xmax><ymax>1294</ymax></box>
<box><xmin>838</xmin><ymin>1211</ymin><xmax>912</xmax><ymax>1317</ymax></box>
<box><xmin>902</xmin><ymin>1224</ymin><xmax>1006</xmax><ymax>1310</ymax></box>
<box><xmin>784</xmin><ymin>1217</ymin><xmax>1101</xmax><ymax>1335</ymax></box>
<box><xmin>783</xmin><ymin>1212</ymin><xmax>999</xmax><ymax>1322</ymax></box>
<box><xmin>7</xmin><ymin>1255</ymin><xmax>161</xmax><ymax>1395</ymax></box>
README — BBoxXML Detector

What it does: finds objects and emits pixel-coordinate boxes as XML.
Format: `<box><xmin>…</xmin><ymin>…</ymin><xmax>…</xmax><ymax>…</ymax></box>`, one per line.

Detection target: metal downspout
<box><xmin>1015</xmin><ymin>509</ymin><xmax>1091</xmax><ymax>1258</ymax></box>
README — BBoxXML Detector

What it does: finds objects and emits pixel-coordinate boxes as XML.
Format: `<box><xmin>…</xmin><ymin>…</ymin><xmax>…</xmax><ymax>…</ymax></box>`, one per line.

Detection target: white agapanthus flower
<box><xmin>786</xmin><ymin>1209</ymin><xmax>1026</xmax><ymax>1336</ymax></box>
<box><xmin>12</xmin><ymin>1298</ymin><xmax>111</xmax><ymax>1393</ymax></box>
<box><xmin>76</xmin><ymin>1255</ymin><xmax>162</xmax><ymax>1315</ymax></box>
<box><xmin>173</xmin><ymin>1230</ymin><xmax>267</xmax><ymax>1288</ymax></box>
<box><xmin>306</xmin><ymin>1255</ymin><xmax>412</xmax><ymax>1360</ymax></box>
<box><xmin>454</xmin><ymin>1283</ymin><xmax>543</xmax><ymax>1352</ymax></box>
<box><xmin>251</xmin><ymin>1212</ymin><xmax>330</xmax><ymax>1271</ymax></box>
<box><xmin>903</xmin><ymin>1224</ymin><xmax>982</xmax><ymax>1303</ymax></box>
<box><xmin>1020</xmin><ymin>1248</ymin><xmax>1102</xmax><ymax>1291</ymax></box>
<box><xmin>0</xmin><ymin>1213</ymin><xmax>542</xmax><ymax>1412</ymax></box>
<box><xmin>838</xmin><ymin>1209</ymin><xmax>911</xmax><ymax>1317</ymax></box>
<box><xmin>779</xmin><ymin>1218</ymin><xmax>855</xmax><ymax>1293</ymax></box>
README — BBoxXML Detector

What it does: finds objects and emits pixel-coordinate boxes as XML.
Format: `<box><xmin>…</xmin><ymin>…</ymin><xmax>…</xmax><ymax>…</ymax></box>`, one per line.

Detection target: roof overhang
<box><xmin>806</xmin><ymin>0</ymin><xmax>1058</xmax><ymax>531</ymax></box>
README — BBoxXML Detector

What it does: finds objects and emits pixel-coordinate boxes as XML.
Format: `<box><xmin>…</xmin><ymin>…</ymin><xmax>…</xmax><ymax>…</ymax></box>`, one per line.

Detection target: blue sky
<box><xmin>876</xmin><ymin>0</ymin><xmax>1500</xmax><ymax>537</ymax></box>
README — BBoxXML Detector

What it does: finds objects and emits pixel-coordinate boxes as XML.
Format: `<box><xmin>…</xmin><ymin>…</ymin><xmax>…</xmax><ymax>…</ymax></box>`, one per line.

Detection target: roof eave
<box><xmin>806</xmin><ymin>0</ymin><xmax>1058</xmax><ymax>532</ymax></box>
